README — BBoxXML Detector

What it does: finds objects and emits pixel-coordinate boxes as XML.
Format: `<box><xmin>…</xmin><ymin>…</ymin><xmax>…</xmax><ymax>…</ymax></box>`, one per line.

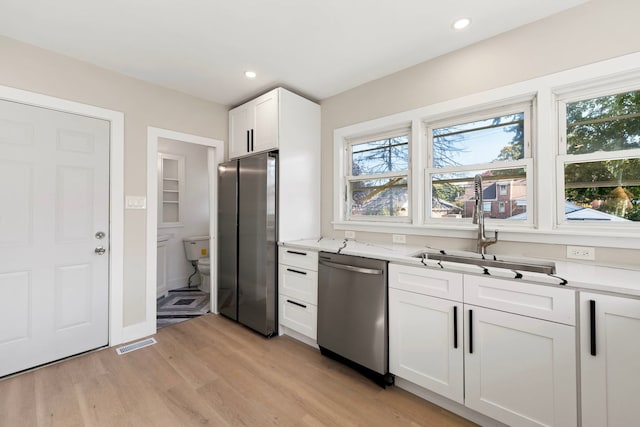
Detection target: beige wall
<box><xmin>0</xmin><ymin>35</ymin><xmax>228</xmax><ymax>326</ymax></box>
<box><xmin>320</xmin><ymin>0</ymin><xmax>640</xmax><ymax>267</ymax></box>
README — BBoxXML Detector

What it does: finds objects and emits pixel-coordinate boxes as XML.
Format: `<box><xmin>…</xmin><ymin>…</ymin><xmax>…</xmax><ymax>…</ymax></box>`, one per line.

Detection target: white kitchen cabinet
<box><xmin>229</xmin><ymin>87</ymin><xmax>321</xmax><ymax>242</ymax></box>
<box><xmin>388</xmin><ymin>263</ymin><xmax>578</xmax><ymax>427</ymax></box>
<box><xmin>228</xmin><ymin>89</ymin><xmax>279</xmax><ymax>159</ymax></box>
<box><xmin>278</xmin><ymin>247</ymin><xmax>318</xmax><ymax>342</ymax></box>
<box><xmin>580</xmin><ymin>292</ymin><xmax>640</xmax><ymax>427</ymax></box>
<box><xmin>389</xmin><ymin>288</ymin><xmax>464</xmax><ymax>403</ymax></box>
<box><xmin>464</xmin><ymin>305</ymin><xmax>577</xmax><ymax>427</ymax></box>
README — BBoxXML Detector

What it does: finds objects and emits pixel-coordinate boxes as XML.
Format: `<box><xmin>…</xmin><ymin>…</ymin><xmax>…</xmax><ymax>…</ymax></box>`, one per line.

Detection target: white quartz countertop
<box><xmin>280</xmin><ymin>238</ymin><xmax>640</xmax><ymax>297</ymax></box>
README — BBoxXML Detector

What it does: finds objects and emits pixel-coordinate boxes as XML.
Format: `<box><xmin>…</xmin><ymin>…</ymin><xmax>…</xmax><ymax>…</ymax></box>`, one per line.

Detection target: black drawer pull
<box><xmin>286</xmin><ymin>299</ymin><xmax>307</xmax><ymax>309</ymax></box>
<box><xmin>246</xmin><ymin>130</ymin><xmax>250</xmax><ymax>152</ymax></box>
<box><xmin>468</xmin><ymin>309</ymin><xmax>473</xmax><ymax>354</ymax></box>
<box><xmin>250</xmin><ymin>129</ymin><xmax>254</xmax><ymax>151</ymax></box>
<box><xmin>590</xmin><ymin>299</ymin><xmax>597</xmax><ymax>356</ymax></box>
<box><xmin>453</xmin><ymin>306</ymin><xmax>458</xmax><ymax>349</ymax></box>
<box><xmin>286</xmin><ymin>268</ymin><xmax>307</xmax><ymax>275</ymax></box>
<box><xmin>286</xmin><ymin>250</ymin><xmax>307</xmax><ymax>256</ymax></box>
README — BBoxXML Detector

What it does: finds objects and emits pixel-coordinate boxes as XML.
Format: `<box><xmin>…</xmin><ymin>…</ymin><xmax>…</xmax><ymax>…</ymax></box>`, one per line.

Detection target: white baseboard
<box><xmin>394</xmin><ymin>377</ymin><xmax>508</xmax><ymax>427</ymax></box>
<box><xmin>279</xmin><ymin>326</ymin><xmax>319</xmax><ymax>349</ymax></box>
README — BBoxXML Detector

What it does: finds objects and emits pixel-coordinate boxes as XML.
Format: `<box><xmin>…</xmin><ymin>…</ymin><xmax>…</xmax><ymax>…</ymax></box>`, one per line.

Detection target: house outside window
<box><xmin>557</xmin><ymin>87</ymin><xmax>640</xmax><ymax>224</ymax></box>
<box><xmin>426</xmin><ymin>102</ymin><xmax>533</xmax><ymax>223</ymax></box>
<box><xmin>345</xmin><ymin>128</ymin><xmax>410</xmax><ymax>221</ymax></box>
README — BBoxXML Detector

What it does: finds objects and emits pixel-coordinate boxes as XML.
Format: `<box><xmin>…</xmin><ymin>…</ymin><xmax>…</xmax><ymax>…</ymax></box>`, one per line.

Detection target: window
<box><xmin>345</xmin><ymin>128</ymin><xmax>410</xmax><ymax>220</ymax></box>
<box><xmin>558</xmin><ymin>88</ymin><xmax>640</xmax><ymax>224</ymax></box>
<box><xmin>426</xmin><ymin>103</ymin><xmax>532</xmax><ymax>222</ymax></box>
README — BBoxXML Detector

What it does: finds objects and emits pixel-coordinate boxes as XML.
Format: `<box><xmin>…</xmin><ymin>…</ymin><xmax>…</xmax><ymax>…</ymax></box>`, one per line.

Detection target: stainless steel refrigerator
<box><xmin>217</xmin><ymin>152</ymin><xmax>278</xmax><ymax>337</ymax></box>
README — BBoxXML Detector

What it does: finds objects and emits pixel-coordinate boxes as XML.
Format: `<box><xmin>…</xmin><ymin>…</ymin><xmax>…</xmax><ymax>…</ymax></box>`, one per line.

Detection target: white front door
<box><xmin>0</xmin><ymin>99</ymin><xmax>110</xmax><ymax>377</ymax></box>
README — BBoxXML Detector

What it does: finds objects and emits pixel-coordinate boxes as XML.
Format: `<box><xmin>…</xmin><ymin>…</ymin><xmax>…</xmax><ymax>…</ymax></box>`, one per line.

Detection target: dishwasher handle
<box><xmin>318</xmin><ymin>260</ymin><xmax>383</xmax><ymax>275</ymax></box>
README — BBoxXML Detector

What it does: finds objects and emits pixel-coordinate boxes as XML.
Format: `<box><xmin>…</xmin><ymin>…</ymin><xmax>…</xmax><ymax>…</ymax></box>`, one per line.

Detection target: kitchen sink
<box><xmin>414</xmin><ymin>252</ymin><xmax>556</xmax><ymax>275</ymax></box>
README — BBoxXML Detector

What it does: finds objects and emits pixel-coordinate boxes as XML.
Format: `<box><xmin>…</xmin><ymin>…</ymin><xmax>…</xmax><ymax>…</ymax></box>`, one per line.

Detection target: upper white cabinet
<box><xmin>229</xmin><ymin>88</ymin><xmax>279</xmax><ymax>159</ymax></box>
<box><xmin>580</xmin><ymin>292</ymin><xmax>640</xmax><ymax>427</ymax></box>
<box><xmin>228</xmin><ymin>87</ymin><xmax>321</xmax><ymax>242</ymax></box>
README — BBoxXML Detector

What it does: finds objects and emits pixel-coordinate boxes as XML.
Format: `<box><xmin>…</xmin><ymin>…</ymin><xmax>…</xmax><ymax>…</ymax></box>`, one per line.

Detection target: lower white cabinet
<box><xmin>389</xmin><ymin>263</ymin><xmax>578</xmax><ymax>427</ymax></box>
<box><xmin>279</xmin><ymin>296</ymin><xmax>317</xmax><ymax>339</ymax></box>
<box><xmin>278</xmin><ymin>247</ymin><xmax>318</xmax><ymax>341</ymax></box>
<box><xmin>465</xmin><ymin>305</ymin><xmax>577</xmax><ymax>427</ymax></box>
<box><xmin>389</xmin><ymin>288</ymin><xmax>464</xmax><ymax>403</ymax></box>
<box><xmin>580</xmin><ymin>292</ymin><xmax>640</xmax><ymax>427</ymax></box>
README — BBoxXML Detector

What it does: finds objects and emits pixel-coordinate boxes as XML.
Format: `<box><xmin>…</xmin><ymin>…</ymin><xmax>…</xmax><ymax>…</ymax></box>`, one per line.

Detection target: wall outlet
<box><xmin>344</xmin><ymin>230</ymin><xmax>356</xmax><ymax>239</ymax></box>
<box><xmin>392</xmin><ymin>234</ymin><xmax>406</xmax><ymax>244</ymax></box>
<box><xmin>567</xmin><ymin>245</ymin><xmax>596</xmax><ymax>260</ymax></box>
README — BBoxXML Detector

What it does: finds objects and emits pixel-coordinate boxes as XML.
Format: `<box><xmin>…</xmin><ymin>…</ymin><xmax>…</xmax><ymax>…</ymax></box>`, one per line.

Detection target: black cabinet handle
<box><xmin>287</xmin><ymin>299</ymin><xmax>307</xmax><ymax>309</ymax></box>
<box><xmin>286</xmin><ymin>250</ymin><xmax>307</xmax><ymax>256</ymax></box>
<box><xmin>453</xmin><ymin>306</ymin><xmax>458</xmax><ymax>349</ymax></box>
<box><xmin>286</xmin><ymin>268</ymin><xmax>307</xmax><ymax>276</ymax></box>
<box><xmin>250</xmin><ymin>129</ymin><xmax>254</xmax><ymax>151</ymax></box>
<box><xmin>468</xmin><ymin>309</ymin><xmax>473</xmax><ymax>354</ymax></box>
<box><xmin>590</xmin><ymin>299</ymin><xmax>597</xmax><ymax>356</ymax></box>
<box><xmin>246</xmin><ymin>130</ymin><xmax>250</xmax><ymax>152</ymax></box>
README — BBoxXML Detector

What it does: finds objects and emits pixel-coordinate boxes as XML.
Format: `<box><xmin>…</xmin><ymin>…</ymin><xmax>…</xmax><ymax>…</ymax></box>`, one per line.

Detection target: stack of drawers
<box><xmin>278</xmin><ymin>247</ymin><xmax>318</xmax><ymax>340</ymax></box>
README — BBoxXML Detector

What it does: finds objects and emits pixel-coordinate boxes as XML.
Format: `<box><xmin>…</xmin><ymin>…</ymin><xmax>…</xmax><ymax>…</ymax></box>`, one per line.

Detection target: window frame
<box><xmin>424</xmin><ymin>101</ymin><xmax>535</xmax><ymax>227</ymax></box>
<box><xmin>556</xmin><ymin>81</ymin><xmax>640</xmax><ymax>229</ymax></box>
<box><xmin>343</xmin><ymin>126</ymin><xmax>412</xmax><ymax>222</ymax></box>
<box><xmin>331</xmin><ymin>53</ymin><xmax>640</xmax><ymax>248</ymax></box>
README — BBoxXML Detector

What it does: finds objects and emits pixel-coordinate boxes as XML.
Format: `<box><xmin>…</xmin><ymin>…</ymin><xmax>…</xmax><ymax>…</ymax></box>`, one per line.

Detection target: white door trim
<box><xmin>147</xmin><ymin>127</ymin><xmax>225</xmax><ymax>334</ymax></box>
<box><xmin>0</xmin><ymin>84</ymin><xmax>126</xmax><ymax>346</ymax></box>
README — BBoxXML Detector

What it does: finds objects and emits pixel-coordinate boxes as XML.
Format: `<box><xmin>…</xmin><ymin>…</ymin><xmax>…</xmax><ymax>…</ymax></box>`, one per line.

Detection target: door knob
<box><xmin>95</xmin><ymin>247</ymin><xmax>106</xmax><ymax>255</ymax></box>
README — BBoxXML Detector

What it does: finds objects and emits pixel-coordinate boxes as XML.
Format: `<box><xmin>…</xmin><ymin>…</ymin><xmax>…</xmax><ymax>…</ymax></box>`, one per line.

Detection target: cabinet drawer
<box><xmin>389</xmin><ymin>263</ymin><xmax>463</xmax><ymax>301</ymax></box>
<box><xmin>279</xmin><ymin>296</ymin><xmax>317</xmax><ymax>340</ymax></box>
<box><xmin>464</xmin><ymin>275</ymin><xmax>575</xmax><ymax>325</ymax></box>
<box><xmin>279</xmin><ymin>246</ymin><xmax>318</xmax><ymax>271</ymax></box>
<box><xmin>279</xmin><ymin>265</ymin><xmax>318</xmax><ymax>305</ymax></box>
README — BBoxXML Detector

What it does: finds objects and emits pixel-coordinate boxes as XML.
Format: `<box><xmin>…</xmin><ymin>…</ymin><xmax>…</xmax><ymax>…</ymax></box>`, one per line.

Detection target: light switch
<box><xmin>125</xmin><ymin>196</ymin><xmax>147</xmax><ymax>209</ymax></box>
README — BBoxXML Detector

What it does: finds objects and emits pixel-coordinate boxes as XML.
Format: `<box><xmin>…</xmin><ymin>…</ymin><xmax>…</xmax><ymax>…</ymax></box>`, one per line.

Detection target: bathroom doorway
<box><xmin>146</xmin><ymin>127</ymin><xmax>225</xmax><ymax>331</ymax></box>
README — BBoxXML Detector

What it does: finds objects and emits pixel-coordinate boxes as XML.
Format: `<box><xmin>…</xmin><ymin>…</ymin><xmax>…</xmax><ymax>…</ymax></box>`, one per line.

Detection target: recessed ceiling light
<box><xmin>245</xmin><ymin>70</ymin><xmax>257</xmax><ymax>79</ymax></box>
<box><xmin>452</xmin><ymin>18</ymin><xmax>471</xmax><ymax>31</ymax></box>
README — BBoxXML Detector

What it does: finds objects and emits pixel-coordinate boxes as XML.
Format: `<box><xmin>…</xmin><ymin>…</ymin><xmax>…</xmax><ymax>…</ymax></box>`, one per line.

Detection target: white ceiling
<box><xmin>0</xmin><ymin>0</ymin><xmax>588</xmax><ymax>106</ymax></box>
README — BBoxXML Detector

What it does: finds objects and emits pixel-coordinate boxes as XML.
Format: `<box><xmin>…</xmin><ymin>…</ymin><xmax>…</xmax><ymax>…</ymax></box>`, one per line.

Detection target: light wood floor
<box><xmin>0</xmin><ymin>314</ymin><xmax>477</xmax><ymax>426</ymax></box>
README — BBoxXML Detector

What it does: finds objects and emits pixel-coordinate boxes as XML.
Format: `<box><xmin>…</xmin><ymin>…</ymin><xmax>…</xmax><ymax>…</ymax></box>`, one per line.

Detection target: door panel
<box><xmin>0</xmin><ymin>271</ymin><xmax>30</xmax><ymax>344</ymax></box>
<box><xmin>0</xmin><ymin>161</ymin><xmax>32</xmax><ymax>245</ymax></box>
<box><xmin>0</xmin><ymin>99</ymin><xmax>109</xmax><ymax>377</ymax></box>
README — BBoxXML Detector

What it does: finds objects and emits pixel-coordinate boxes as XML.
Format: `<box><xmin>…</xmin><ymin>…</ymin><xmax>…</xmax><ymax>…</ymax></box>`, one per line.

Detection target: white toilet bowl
<box><xmin>197</xmin><ymin>257</ymin><xmax>210</xmax><ymax>293</ymax></box>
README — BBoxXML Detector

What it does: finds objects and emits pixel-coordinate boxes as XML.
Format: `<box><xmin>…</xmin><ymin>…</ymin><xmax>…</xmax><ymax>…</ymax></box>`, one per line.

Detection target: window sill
<box><xmin>331</xmin><ymin>221</ymin><xmax>640</xmax><ymax>249</ymax></box>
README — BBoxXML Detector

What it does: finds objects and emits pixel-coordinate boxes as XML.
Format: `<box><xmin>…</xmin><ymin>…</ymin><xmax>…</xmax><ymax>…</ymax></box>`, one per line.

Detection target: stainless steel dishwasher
<box><xmin>317</xmin><ymin>251</ymin><xmax>392</xmax><ymax>386</ymax></box>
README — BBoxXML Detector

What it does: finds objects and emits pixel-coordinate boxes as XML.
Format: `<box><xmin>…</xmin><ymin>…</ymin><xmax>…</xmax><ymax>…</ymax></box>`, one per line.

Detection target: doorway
<box><xmin>146</xmin><ymin>127</ymin><xmax>225</xmax><ymax>331</ymax></box>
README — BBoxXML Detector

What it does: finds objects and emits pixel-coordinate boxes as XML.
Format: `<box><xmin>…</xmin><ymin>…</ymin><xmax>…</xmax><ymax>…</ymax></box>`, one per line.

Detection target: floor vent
<box><xmin>116</xmin><ymin>337</ymin><xmax>157</xmax><ymax>355</ymax></box>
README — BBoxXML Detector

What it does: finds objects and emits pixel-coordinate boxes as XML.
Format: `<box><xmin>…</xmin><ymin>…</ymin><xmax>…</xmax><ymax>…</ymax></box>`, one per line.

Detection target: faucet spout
<box><xmin>473</xmin><ymin>174</ymin><xmax>498</xmax><ymax>255</ymax></box>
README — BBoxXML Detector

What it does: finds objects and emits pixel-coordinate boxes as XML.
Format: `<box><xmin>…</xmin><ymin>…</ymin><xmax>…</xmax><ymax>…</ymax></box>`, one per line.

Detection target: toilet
<box><xmin>182</xmin><ymin>236</ymin><xmax>210</xmax><ymax>292</ymax></box>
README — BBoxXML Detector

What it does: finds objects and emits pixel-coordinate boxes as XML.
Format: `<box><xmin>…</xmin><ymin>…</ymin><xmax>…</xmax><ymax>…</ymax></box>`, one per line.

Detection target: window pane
<box><xmin>566</xmin><ymin>90</ymin><xmax>640</xmax><ymax>154</ymax></box>
<box><xmin>352</xmin><ymin>135</ymin><xmax>409</xmax><ymax>176</ymax></box>
<box><xmin>432</xmin><ymin>113</ymin><xmax>524</xmax><ymax>167</ymax></box>
<box><xmin>350</xmin><ymin>177</ymin><xmax>408</xmax><ymax>217</ymax></box>
<box><xmin>431</xmin><ymin>168</ymin><xmax>527</xmax><ymax>219</ymax></box>
<box><xmin>564</xmin><ymin>159</ymin><xmax>640</xmax><ymax>221</ymax></box>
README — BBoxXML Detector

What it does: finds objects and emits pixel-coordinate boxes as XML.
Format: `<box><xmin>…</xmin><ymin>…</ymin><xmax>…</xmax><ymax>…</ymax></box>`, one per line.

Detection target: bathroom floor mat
<box><xmin>157</xmin><ymin>288</ymin><xmax>210</xmax><ymax>329</ymax></box>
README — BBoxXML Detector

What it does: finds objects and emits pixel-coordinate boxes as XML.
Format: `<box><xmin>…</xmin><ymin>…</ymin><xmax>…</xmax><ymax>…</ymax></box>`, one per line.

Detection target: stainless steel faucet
<box><xmin>473</xmin><ymin>174</ymin><xmax>498</xmax><ymax>255</ymax></box>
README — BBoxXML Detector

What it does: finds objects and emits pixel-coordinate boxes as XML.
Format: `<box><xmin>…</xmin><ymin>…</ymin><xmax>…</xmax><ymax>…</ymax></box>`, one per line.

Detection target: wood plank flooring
<box><xmin>0</xmin><ymin>314</ymin><xmax>477</xmax><ymax>426</ymax></box>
